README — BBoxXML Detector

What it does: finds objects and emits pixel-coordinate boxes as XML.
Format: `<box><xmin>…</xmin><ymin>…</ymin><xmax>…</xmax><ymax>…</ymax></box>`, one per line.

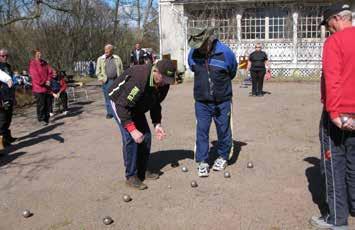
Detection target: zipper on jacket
<box><xmin>205</xmin><ymin>56</ymin><xmax>214</xmax><ymax>97</ymax></box>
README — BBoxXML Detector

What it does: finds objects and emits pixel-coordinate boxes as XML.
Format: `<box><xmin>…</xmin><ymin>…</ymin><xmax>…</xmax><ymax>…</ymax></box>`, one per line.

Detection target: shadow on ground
<box><xmin>0</xmin><ymin>122</ymin><xmax>65</xmax><ymax>168</ymax></box>
<box><xmin>304</xmin><ymin>156</ymin><xmax>329</xmax><ymax>216</ymax></box>
<box><xmin>148</xmin><ymin>140</ymin><xmax>247</xmax><ymax>173</ymax></box>
<box><xmin>17</xmin><ymin>122</ymin><xmax>64</xmax><ymax>141</ymax></box>
<box><xmin>209</xmin><ymin>140</ymin><xmax>247</xmax><ymax>165</ymax></box>
<box><xmin>148</xmin><ymin>149</ymin><xmax>194</xmax><ymax>172</ymax></box>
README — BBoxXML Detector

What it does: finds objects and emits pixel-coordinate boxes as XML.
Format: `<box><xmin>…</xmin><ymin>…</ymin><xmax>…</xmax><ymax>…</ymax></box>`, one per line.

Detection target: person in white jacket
<box><xmin>0</xmin><ymin>69</ymin><xmax>13</xmax><ymax>150</ymax></box>
<box><xmin>0</xmin><ymin>69</ymin><xmax>13</xmax><ymax>87</ymax></box>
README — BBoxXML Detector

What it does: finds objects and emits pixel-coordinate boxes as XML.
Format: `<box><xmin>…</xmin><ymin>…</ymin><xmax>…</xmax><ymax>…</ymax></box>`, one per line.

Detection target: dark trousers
<box><xmin>250</xmin><ymin>69</ymin><xmax>266</xmax><ymax>95</ymax></box>
<box><xmin>49</xmin><ymin>95</ymin><xmax>54</xmax><ymax>113</ymax></box>
<box><xmin>34</xmin><ymin>93</ymin><xmax>51</xmax><ymax>123</ymax></box>
<box><xmin>59</xmin><ymin>92</ymin><xmax>68</xmax><ymax>111</ymax></box>
<box><xmin>0</xmin><ymin>105</ymin><xmax>13</xmax><ymax>139</ymax></box>
<box><xmin>195</xmin><ymin>100</ymin><xmax>232</xmax><ymax>163</ymax></box>
<box><xmin>111</xmin><ymin>101</ymin><xmax>152</xmax><ymax>179</ymax></box>
<box><xmin>102</xmin><ymin>79</ymin><xmax>115</xmax><ymax>116</ymax></box>
<box><xmin>320</xmin><ymin>111</ymin><xmax>355</xmax><ymax>226</ymax></box>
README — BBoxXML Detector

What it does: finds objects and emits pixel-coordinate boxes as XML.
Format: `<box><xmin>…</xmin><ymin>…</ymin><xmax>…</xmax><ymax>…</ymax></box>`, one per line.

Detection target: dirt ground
<box><xmin>0</xmin><ymin>82</ymin><xmax>354</xmax><ymax>230</ymax></box>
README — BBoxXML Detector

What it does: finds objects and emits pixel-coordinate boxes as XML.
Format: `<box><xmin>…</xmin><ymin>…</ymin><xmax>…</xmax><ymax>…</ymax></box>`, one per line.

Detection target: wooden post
<box><xmin>265</xmin><ymin>17</ymin><xmax>269</xmax><ymax>40</ymax></box>
<box><xmin>236</xmin><ymin>14</ymin><xmax>242</xmax><ymax>42</ymax></box>
<box><xmin>292</xmin><ymin>12</ymin><xmax>298</xmax><ymax>64</ymax></box>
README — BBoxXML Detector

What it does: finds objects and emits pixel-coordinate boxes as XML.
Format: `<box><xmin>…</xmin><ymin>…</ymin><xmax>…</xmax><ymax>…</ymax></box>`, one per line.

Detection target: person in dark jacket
<box><xmin>247</xmin><ymin>43</ymin><xmax>270</xmax><ymax>96</ymax></box>
<box><xmin>130</xmin><ymin>43</ymin><xmax>146</xmax><ymax>66</ymax></box>
<box><xmin>188</xmin><ymin>27</ymin><xmax>237</xmax><ymax>177</ymax></box>
<box><xmin>0</xmin><ymin>48</ymin><xmax>17</xmax><ymax>147</ymax></box>
<box><xmin>109</xmin><ymin>60</ymin><xmax>176</xmax><ymax>190</ymax></box>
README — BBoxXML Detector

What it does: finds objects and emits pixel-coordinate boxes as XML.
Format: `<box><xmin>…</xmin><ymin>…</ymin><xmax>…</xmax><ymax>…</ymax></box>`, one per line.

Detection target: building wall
<box><xmin>159</xmin><ymin>0</ymin><xmax>187</xmax><ymax>72</ymax></box>
<box><xmin>159</xmin><ymin>0</ymin><xmax>355</xmax><ymax>78</ymax></box>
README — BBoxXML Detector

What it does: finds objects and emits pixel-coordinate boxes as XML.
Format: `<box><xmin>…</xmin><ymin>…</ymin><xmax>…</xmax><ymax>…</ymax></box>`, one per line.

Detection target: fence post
<box><xmin>236</xmin><ymin>14</ymin><xmax>242</xmax><ymax>43</ymax></box>
<box><xmin>292</xmin><ymin>12</ymin><xmax>298</xmax><ymax>64</ymax></box>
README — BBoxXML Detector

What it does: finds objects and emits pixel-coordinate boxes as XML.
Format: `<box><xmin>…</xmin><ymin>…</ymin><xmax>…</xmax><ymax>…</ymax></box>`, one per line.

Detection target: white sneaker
<box><xmin>212</xmin><ymin>157</ymin><xmax>227</xmax><ymax>171</ymax></box>
<box><xmin>309</xmin><ymin>216</ymin><xmax>348</xmax><ymax>230</ymax></box>
<box><xmin>197</xmin><ymin>162</ymin><xmax>209</xmax><ymax>177</ymax></box>
<box><xmin>49</xmin><ymin>113</ymin><xmax>55</xmax><ymax>117</ymax></box>
<box><xmin>62</xmin><ymin>111</ymin><xmax>68</xmax><ymax>115</ymax></box>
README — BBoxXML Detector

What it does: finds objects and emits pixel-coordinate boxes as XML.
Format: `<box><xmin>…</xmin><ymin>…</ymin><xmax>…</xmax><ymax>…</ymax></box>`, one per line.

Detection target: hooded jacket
<box><xmin>188</xmin><ymin>39</ymin><xmax>237</xmax><ymax>102</ymax></box>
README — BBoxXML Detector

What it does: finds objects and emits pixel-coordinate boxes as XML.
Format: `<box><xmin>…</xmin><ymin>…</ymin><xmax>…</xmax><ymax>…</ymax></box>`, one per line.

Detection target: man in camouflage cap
<box><xmin>188</xmin><ymin>27</ymin><xmax>237</xmax><ymax>177</ymax></box>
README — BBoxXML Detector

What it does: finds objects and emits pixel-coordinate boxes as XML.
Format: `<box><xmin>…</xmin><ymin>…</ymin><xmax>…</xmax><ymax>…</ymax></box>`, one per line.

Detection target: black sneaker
<box><xmin>145</xmin><ymin>171</ymin><xmax>160</xmax><ymax>180</ymax></box>
<box><xmin>125</xmin><ymin>176</ymin><xmax>148</xmax><ymax>190</ymax></box>
<box><xmin>106</xmin><ymin>114</ymin><xmax>113</xmax><ymax>119</ymax></box>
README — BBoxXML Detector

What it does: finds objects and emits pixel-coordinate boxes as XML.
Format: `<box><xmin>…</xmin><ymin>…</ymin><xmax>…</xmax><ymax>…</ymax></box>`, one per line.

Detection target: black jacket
<box><xmin>108</xmin><ymin>64</ymin><xmax>169</xmax><ymax>127</ymax></box>
<box><xmin>130</xmin><ymin>49</ymin><xmax>146</xmax><ymax>65</ymax></box>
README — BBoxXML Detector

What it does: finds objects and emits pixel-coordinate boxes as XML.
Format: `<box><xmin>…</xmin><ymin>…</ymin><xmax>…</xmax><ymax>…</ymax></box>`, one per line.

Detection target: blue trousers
<box><xmin>111</xmin><ymin>101</ymin><xmax>152</xmax><ymax>179</ymax></box>
<box><xmin>195</xmin><ymin>100</ymin><xmax>232</xmax><ymax>163</ymax></box>
<box><xmin>102</xmin><ymin>79</ymin><xmax>114</xmax><ymax>116</ymax></box>
<box><xmin>320</xmin><ymin>111</ymin><xmax>355</xmax><ymax>226</ymax></box>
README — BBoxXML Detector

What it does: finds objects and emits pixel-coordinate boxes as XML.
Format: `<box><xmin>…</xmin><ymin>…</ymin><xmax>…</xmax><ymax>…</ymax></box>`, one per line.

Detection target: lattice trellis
<box><xmin>185</xmin><ymin>4</ymin><xmax>329</xmax><ymax>79</ymax></box>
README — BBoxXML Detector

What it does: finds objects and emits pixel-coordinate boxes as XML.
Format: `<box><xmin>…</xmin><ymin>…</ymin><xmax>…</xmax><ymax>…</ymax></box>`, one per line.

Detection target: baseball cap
<box><xmin>188</xmin><ymin>27</ymin><xmax>215</xmax><ymax>49</ymax></box>
<box><xmin>320</xmin><ymin>3</ymin><xmax>351</xmax><ymax>26</ymax></box>
<box><xmin>156</xmin><ymin>60</ymin><xmax>176</xmax><ymax>84</ymax></box>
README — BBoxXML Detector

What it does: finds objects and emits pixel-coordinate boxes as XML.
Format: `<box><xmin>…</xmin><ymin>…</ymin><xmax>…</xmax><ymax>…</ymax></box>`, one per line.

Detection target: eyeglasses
<box><xmin>255</xmin><ymin>47</ymin><xmax>261</xmax><ymax>49</ymax></box>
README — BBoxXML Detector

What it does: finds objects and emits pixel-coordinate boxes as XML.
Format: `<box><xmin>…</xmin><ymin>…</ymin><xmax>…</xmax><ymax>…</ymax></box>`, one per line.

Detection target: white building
<box><xmin>159</xmin><ymin>0</ymin><xmax>355</xmax><ymax>78</ymax></box>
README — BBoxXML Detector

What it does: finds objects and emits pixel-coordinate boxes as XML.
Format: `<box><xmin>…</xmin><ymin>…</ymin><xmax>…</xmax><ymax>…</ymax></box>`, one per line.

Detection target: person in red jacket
<box><xmin>28</xmin><ymin>49</ymin><xmax>53</xmax><ymax>126</ymax></box>
<box><xmin>310</xmin><ymin>3</ymin><xmax>355</xmax><ymax>230</ymax></box>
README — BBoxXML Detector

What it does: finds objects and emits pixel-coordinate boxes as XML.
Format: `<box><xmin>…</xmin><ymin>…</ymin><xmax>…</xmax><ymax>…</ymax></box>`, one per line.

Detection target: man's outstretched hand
<box><xmin>155</xmin><ymin>124</ymin><xmax>166</xmax><ymax>141</ymax></box>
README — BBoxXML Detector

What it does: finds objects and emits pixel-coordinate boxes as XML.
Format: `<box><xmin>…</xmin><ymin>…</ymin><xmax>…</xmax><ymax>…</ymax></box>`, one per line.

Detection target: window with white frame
<box><xmin>188</xmin><ymin>19</ymin><xmax>212</xmax><ymax>29</ymax></box>
<box><xmin>298</xmin><ymin>16</ymin><xmax>322</xmax><ymax>39</ymax></box>
<box><xmin>269</xmin><ymin>17</ymin><xmax>288</xmax><ymax>39</ymax></box>
<box><xmin>215</xmin><ymin>19</ymin><xmax>236</xmax><ymax>40</ymax></box>
<box><xmin>241</xmin><ymin>7</ymin><xmax>289</xmax><ymax>40</ymax></box>
<box><xmin>241</xmin><ymin>17</ymin><xmax>265</xmax><ymax>40</ymax></box>
<box><xmin>188</xmin><ymin>19</ymin><xmax>236</xmax><ymax>41</ymax></box>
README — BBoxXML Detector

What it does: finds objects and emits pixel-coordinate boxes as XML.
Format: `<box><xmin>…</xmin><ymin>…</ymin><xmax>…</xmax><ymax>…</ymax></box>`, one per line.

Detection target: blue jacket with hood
<box><xmin>188</xmin><ymin>39</ymin><xmax>237</xmax><ymax>103</ymax></box>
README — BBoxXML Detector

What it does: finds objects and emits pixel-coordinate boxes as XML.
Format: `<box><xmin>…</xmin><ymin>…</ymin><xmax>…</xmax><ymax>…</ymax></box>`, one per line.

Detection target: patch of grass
<box><xmin>48</xmin><ymin>219</ymin><xmax>73</xmax><ymax>230</ymax></box>
<box><xmin>14</xmin><ymin>88</ymin><xmax>34</xmax><ymax>108</ymax></box>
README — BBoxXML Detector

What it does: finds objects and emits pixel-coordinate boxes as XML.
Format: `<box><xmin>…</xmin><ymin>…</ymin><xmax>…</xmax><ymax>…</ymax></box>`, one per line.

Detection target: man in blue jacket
<box><xmin>188</xmin><ymin>27</ymin><xmax>237</xmax><ymax>177</ymax></box>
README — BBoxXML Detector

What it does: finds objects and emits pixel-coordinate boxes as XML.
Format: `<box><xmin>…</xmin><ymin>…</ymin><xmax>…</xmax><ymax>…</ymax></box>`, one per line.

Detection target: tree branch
<box><xmin>0</xmin><ymin>1</ymin><xmax>41</xmax><ymax>27</ymax></box>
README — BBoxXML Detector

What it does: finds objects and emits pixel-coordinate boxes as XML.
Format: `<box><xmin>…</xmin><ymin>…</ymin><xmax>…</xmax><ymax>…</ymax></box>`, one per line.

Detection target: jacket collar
<box><xmin>100</xmin><ymin>54</ymin><xmax>120</xmax><ymax>60</ymax></box>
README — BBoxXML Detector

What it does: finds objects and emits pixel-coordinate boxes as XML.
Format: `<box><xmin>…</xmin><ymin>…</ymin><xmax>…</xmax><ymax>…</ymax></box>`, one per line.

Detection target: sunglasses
<box><xmin>0</xmin><ymin>54</ymin><xmax>8</xmax><ymax>57</ymax></box>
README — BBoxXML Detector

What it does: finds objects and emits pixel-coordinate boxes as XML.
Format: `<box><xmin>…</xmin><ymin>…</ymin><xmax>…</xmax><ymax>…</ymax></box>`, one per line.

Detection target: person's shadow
<box><xmin>148</xmin><ymin>149</ymin><xmax>194</xmax><ymax>173</ymax></box>
<box><xmin>148</xmin><ymin>140</ymin><xmax>247</xmax><ymax>174</ymax></box>
<box><xmin>304</xmin><ymin>157</ymin><xmax>329</xmax><ymax>216</ymax></box>
<box><xmin>209</xmin><ymin>140</ymin><xmax>247</xmax><ymax>166</ymax></box>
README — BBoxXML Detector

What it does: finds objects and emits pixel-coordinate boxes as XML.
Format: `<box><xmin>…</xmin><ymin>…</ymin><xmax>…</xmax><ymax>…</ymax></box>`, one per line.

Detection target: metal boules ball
<box><xmin>341</xmin><ymin>116</ymin><xmax>349</xmax><ymax>124</ymax></box>
<box><xmin>224</xmin><ymin>171</ymin><xmax>231</xmax><ymax>178</ymax></box>
<box><xmin>190</xmin><ymin>180</ymin><xmax>198</xmax><ymax>188</ymax></box>
<box><xmin>103</xmin><ymin>216</ymin><xmax>114</xmax><ymax>225</ymax></box>
<box><xmin>181</xmin><ymin>166</ymin><xmax>188</xmax><ymax>172</ymax></box>
<box><xmin>122</xmin><ymin>194</ymin><xmax>132</xmax><ymax>202</ymax></box>
<box><xmin>22</xmin><ymin>209</ymin><xmax>32</xmax><ymax>218</ymax></box>
<box><xmin>247</xmin><ymin>161</ymin><xmax>254</xmax><ymax>169</ymax></box>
